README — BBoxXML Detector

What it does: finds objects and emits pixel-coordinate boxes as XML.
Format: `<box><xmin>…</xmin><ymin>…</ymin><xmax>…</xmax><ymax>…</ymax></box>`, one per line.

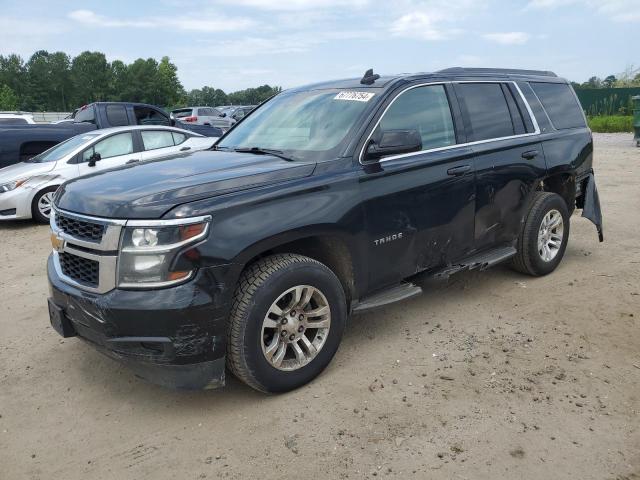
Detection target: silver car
<box><xmin>171</xmin><ymin>106</ymin><xmax>234</xmax><ymax>132</ymax></box>
<box><xmin>0</xmin><ymin>125</ymin><xmax>218</xmax><ymax>223</ymax></box>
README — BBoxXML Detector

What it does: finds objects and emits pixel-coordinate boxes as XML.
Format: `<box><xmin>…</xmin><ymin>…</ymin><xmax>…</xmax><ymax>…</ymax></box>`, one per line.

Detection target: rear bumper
<box><xmin>47</xmin><ymin>255</ymin><xmax>235</xmax><ymax>389</ymax></box>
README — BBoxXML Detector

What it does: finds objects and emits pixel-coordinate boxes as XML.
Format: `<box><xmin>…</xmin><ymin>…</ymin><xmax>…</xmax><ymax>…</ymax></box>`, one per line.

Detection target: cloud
<box><xmin>173</xmin><ymin>27</ymin><xmax>374</xmax><ymax>59</ymax></box>
<box><xmin>526</xmin><ymin>0</ymin><xmax>640</xmax><ymax>22</ymax></box>
<box><xmin>216</xmin><ymin>0</ymin><xmax>369</xmax><ymax>10</ymax></box>
<box><xmin>483</xmin><ymin>32</ymin><xmax>531</xmax><ymax>45</ymax></box>
<box><xmin>387</xmin><ymin>0</ymin><xmax>484</xmax><ymax>41</ymax></box>
<box><xmin>68</xmin><ymin>9</ymin><xmax>255</xmax><ymax>32</ymax></box>
<box><xmin>390</xmin><ymin>12</ymin><xmax>452</xmax><ymax>41</ymax></box>
<box><xmin>0</xmin><ymin>17</ymin><xmax>69</xmax><ymax>58</ymax></box>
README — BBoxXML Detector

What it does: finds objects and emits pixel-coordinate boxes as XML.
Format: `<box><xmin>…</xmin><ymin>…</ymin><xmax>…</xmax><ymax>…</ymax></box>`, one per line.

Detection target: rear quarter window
<box><xmin>530</xmin><ymin>82</ymin><xmax>586</xmax><ymax>130</ymax></box>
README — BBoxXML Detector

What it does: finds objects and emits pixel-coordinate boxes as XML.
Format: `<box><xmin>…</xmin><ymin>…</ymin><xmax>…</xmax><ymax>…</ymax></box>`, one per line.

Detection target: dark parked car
<box><xmin>0</xmin><ymin>102</ymin><xmax>222</xmax><ymax>169</ymax></box>
<box><xmin>47</xmin><ymin>68</ymin><xmax>602</xmax><ymax>393</ymax></box>
<box><xmin>229</xmin><ymin>105</ymin><xmax>256</xmax><ymax>122</ymax></box>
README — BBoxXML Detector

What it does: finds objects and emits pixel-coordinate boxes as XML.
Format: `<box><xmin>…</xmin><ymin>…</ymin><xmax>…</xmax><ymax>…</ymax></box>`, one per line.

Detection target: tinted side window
<box><xmin>106</xmin><ymin>105</ymin><xmax>129</xmax><ymax>126</ymax></box>
<box><xmin>172</xmin><ymin>132</ymin><xmax>187</xmax><ymax>145</ymax></box>
<box><xmin>75</xmin><ymin>105</ymin><xmax>95</xmax><ymax>123</ymax></box>
<box><xmin>530</xmin><ymin>82</ymin><xmax>586</xmax><ymax>130</ymax></box>
<box><xmin>199</xmin><ymin>108</ymin><xmax>216</xmax><ymax>116</ymax></box>
<box><xmin>377</xmin><ymin>84</ymin><xmax>456</xmax><ymax>151</ymax></box>
<box><xmin>82</xmin><ymin>133</ymin><xmax>133</xmax><ymax>161</ymax></box>
<box><xmin>141</xmin><ymin>130</ymin><xmax>175</xmax><ymax>150</ymax></box>
<box><xmin>456</xmin><ymin>83</ymin><xmax>514</xmax><ymax>141</ymax></box>
<box><xmin>507</xmin><ymin>84</ymin><xmax>535</xmax><ymax>133</ymax></box>
<box><xmin>134</xmin><ymin>106</ymin><xmax>170</xmax><ymax>126</ymax></box>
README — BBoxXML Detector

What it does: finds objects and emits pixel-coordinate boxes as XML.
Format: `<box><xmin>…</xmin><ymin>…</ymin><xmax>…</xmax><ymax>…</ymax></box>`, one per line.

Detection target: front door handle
<box><xmin>126</xmin><ymin>159</ymin><xmax>140</xmax><ymax>165</ymax></box>
<box><xmin>447</xmin><ymin>165</ymin><xmax>471</xmax><ymax>176</ymax></box>
<box><xmin>521</xmin><ymin>149</ymin><xmax>539</xmax><ymax>159</ymax></box>
<box><xmin>180</xmin><ymin>146</ymin><xmax>191</xmax><ymax>151</ymax></box>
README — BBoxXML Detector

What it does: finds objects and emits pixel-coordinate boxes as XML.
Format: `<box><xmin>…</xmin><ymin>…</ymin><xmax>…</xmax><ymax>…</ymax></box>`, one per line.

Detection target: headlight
<box><xmin>0</xmin><ymin>178</ymin><xmax>29</xmax><ymax>193</ymax></box>
<box><xmin>117</xmin><ymin>216</ymin><xmax>211</xmax><ymax>288</ymax></box>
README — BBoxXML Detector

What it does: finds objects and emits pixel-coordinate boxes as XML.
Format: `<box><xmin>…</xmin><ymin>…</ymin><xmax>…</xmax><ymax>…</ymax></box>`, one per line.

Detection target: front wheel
<box><xmin>31</xmin><ymin>187</ymin><xmax>58</xmax><ymax>223</ymax></box>
<box><xmin>227</xmin><ymin>254</ymin><xmax>347</xmax><ymax>393</ymax></box>
<box><xmin>510</xmin><ymin>192</ymin><xmax>570</xmax><ymax>276</ymax></box>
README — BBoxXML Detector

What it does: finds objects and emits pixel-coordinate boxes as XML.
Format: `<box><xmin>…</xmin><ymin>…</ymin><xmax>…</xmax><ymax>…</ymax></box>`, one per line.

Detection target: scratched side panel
<box><xmin>357</xmin><ymin>146</ymin><xmax>476</xmax><ymax>292</ymax></box>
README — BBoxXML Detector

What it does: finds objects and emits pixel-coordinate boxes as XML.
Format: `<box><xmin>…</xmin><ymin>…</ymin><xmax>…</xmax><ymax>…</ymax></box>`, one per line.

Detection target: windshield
<box><xmin>27</xmin><ymin>133</ymin><xmax>100</xmax><ymax>163</ymax></box>
<box><xmin>217</xmin><ymin>89</ymin><xmax>376</xmax><ymax>161</ymax></box>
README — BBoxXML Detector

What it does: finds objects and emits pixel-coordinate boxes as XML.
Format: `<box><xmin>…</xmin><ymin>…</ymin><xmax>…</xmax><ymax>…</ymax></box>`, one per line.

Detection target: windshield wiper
<box><xmin>233</xmin><ymin>147</ymin><xmax>295</xmax><ymax>162</ymax></box>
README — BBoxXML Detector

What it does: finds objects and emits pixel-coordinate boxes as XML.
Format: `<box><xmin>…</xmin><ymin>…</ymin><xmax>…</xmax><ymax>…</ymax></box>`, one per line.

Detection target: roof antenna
<box><xmin>360</xmin><ymin>68</ymin><xmax>380</xmax><ymax>85</ymax></box>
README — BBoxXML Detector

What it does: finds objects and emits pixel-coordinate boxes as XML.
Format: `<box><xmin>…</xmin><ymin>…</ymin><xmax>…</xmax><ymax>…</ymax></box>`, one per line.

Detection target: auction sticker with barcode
<box><xmin>334</xmin><ymin>91</ymin><xmax>375</xmax><ymax>102</ymax></box>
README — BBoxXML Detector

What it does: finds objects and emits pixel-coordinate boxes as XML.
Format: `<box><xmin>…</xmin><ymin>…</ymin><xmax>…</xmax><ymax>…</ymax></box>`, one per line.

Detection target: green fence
<box><xmin>575</xmin><ymin>87</ymin><xmax>640</xmax><ymax>116</ymax></box>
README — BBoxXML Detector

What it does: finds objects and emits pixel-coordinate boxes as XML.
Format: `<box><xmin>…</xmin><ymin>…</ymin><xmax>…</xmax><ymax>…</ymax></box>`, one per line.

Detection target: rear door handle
<box><xmin>521</xmin><ymin>149</ymin><xmax>539</xmax><ymax>159</ymax></box>
<box><xmin>180</xmin><ymin>146</ymin><xmax>191</xmax><ymax>151</ymax></box>
<box><xmin>447</xmin><ymin>165</ymin><xmax>471</xmax><ymax>176</ymax></box>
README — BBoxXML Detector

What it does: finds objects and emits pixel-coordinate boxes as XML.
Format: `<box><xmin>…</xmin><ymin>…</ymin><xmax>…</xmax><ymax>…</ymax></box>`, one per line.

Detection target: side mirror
<box><xmin>88</xmin><ymin>152</ymin><xmax>101</xmax><ymax>167</ymax></box>
<box><xmin>365</xmin><ymin>129</ymin><xmax>422</xmax><ymax>161</ymax></box>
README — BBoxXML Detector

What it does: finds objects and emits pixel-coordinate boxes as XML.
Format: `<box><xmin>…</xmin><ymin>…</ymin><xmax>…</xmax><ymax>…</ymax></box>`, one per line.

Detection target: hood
<box><xmin>55</xmin><ymin>150</ymin><xmax>316</xmax><ymax>219</ymax></box>
<box><xmin>0</xmin><ymin>161</ymin><xmax>56</xmax><ymax>185</ymax></box>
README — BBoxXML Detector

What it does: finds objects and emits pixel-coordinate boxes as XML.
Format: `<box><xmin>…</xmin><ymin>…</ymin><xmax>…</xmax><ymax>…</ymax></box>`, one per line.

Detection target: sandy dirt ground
<box><xmin>0</xmin><ymin>133</ymin><xmax>638</xmax><ymax>480</ymax></box>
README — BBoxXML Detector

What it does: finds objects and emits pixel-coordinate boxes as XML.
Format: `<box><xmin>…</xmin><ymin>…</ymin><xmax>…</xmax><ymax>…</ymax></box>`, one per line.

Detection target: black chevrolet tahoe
<box><xmin>47</xmin><ymin>68</ymin><xmax>603</xmax><ymax>393</ymax></box>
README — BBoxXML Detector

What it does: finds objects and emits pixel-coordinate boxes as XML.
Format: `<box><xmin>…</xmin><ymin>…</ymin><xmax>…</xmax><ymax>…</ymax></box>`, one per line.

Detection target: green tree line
<box><xmin>0</xmin><ymin>50</ymin><xmax>282</xmax><ymax>112</ymax></box>
<box><xmin>571</xmin><ymin>65</ymin><xmax>640</xmax><ymax>89</ymax></box>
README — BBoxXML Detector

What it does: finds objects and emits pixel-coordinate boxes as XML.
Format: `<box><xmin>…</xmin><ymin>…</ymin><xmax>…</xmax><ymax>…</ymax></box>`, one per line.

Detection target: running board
<box><xmin>433</xmin><ymin>246</ymin><xmax>517</xmax><ymax>280</ymax></box>
<box><xmin>352</xmin><ymin>282</ymin><xmax>422</xmax><ymax>314</ymax></box>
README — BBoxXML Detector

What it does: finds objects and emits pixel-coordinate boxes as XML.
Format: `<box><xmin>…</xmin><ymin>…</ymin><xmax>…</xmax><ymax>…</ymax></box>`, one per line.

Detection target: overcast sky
<box><xmin>0</xmin><ymin>0</ymin><xmax>637</xmax><ymax>91</ymax></box>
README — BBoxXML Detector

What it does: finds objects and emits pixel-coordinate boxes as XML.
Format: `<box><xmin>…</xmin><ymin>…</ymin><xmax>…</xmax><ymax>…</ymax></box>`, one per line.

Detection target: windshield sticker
<box><xmin>334</xmin><ymin>91</ymin><xmax>375</xmax><ymax>102</ymax></box>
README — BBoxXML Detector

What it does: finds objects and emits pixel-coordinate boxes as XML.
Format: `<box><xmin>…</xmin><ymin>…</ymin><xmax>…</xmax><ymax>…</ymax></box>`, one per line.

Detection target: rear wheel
<box><xmin>227</xmin><ymin>254</ymin><xmax>347</xmax><ymax>393</ymax></box>
<box><xmin>510</xmin><ymin>192</ymin><xmax>570</xmax><ymax>276</ymax></box>
<box><xmin>31</xmin><ymin>187</ymin><xmax>58</xmax><ymax>223</ymax></box>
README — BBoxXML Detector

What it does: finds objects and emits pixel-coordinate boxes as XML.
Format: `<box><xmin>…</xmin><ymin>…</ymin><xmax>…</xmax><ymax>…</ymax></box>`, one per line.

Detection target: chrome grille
<box><xmin>51</xmin><ymin>207</ymin><xmax>126</xmax><ymax>294</ymax></box>
<box><xmin>59</xmin><ymin>252</ymin><xmax>99</xmax><ymax>287</ymax></box>
<box><xmin>55</xmin><ymin>213</ymin><xmax>105</xmax><ymax>243</ymax></box>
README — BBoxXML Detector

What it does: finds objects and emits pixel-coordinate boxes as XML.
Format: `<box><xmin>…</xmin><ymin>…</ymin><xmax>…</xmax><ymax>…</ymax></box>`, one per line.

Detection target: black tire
<box><xmin>510</xmin><ymin>192</ymin><xmax>570</xmax><ymax>276</ymax></box>
<box><xmin>227</xmin><ymin>254</ymin><xmax>347</xmax><ymax>393</ymax></box>
<box><xmin>31</xmin><ymin>186</ymin><xmax>58</xmax><ymax>224</ymax></box>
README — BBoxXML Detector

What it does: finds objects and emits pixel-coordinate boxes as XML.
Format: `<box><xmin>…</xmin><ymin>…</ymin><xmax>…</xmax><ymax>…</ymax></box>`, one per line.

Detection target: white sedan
<box><xmin>0</xmin><ymin>126</ymin><xmax>218</xmax><ymax>223</ymax></box>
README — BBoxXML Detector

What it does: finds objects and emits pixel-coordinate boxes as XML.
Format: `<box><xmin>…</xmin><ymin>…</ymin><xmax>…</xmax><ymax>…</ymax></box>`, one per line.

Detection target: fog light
<box><xmin>133</xmin><ymin>254</ymin><xmax>164</xmax><ymax>271</ymax></box>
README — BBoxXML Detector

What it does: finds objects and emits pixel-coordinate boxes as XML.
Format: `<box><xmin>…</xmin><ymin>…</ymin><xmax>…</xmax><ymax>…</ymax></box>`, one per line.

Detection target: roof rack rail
<box><xmin>437</xmin><ymin>67</ymin><xmax>558</xmax><ymax>78</ymax></box>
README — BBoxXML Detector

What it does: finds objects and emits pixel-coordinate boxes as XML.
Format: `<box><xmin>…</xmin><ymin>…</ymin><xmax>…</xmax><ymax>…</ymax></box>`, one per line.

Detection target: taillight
<box><xmin>183</xmin><ymin>116</ymin><xmax>197</xmax><ymax>122</ymax></box>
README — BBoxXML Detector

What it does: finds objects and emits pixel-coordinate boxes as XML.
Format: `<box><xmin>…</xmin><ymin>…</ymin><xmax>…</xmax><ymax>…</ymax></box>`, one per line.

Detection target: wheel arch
<box><xmin>540</xmin><ymin>172</ymin><xmax>576</xmax><ymax>214</ymax></box>
<box><xmin>231</xmin><ymin>227</ymin><xmax>361</xmax><ymax>306</ymax></box>
<box><xmin>29</xmin><ymin>183</ymin><xmax>61</xmax><ymax>220</ymax></box>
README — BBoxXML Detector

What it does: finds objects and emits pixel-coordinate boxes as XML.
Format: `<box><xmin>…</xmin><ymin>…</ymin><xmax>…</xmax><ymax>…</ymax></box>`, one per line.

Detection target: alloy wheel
<box><xmin>537</xmin><ymin>209</ymin><xmax>564</xmax><ymax>262</ymax></box>
<box><xmin>261</xmin><ymin>285</ymin><xmax>331</xmax><ymax>371</ymax></box>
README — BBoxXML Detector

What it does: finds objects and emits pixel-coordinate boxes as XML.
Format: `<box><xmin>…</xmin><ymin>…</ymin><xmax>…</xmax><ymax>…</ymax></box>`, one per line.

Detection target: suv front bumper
<box><xmin>47</xmin><ymin>255</ymin><xmax>235</xmax><ymax>389</ymax></box>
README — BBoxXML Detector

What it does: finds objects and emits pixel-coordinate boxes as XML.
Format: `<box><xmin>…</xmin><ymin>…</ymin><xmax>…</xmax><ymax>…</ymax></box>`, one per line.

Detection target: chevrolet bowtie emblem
<box><xmin>50</xmin><ymin>233</ymin><xmax>64</xmax><ymax>253</ymax></box>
